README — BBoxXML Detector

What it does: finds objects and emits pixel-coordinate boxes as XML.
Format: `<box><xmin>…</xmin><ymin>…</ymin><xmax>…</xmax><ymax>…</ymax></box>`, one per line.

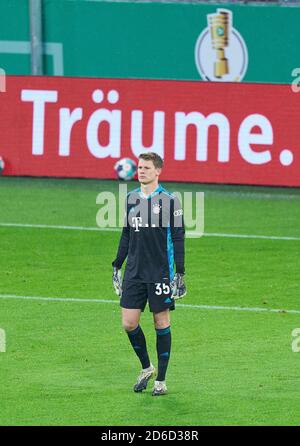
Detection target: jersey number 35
<box><xmin>155</xmin><ymin>283</ymin><xmax>171</xmax><ymax>295</ymax></box>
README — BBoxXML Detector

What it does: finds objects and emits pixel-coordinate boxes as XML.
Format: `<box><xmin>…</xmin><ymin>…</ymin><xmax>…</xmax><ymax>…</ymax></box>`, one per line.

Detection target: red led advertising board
<box><xmin>0</xmin><ymin>75</ymin><xmax>299</xmax><ymax>186</ymax></box>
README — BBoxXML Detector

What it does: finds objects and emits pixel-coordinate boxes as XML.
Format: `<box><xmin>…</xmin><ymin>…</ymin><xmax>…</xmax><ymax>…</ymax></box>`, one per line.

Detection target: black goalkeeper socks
<box><xmin>156</xmin><ymin>326</ymin><xmax>171</xmax><ymax>381</ymax></box>
<box><xmin>127</xmin><ymin>325</ymin><xmax>151</xmax><ymax>369</ymax></box>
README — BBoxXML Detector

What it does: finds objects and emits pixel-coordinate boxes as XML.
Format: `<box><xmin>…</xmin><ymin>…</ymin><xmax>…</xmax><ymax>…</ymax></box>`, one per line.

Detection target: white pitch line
<box><xmin>0</xmin><ymin>294</ymin><xmax>299</xmax><ymax>315</ymax></box>
<box><xmin>0</xmin><ymin>222</ymin><xmax>299</xmax><ymax>241</ymax></box>
<box><xmin>202</xmin><ymin>232</ymin><xmax>300</xmax><ymax>241</ymax></box>
<box><xmin>205</xmin><ymin>191</ymin><xmax>300</xmax><ymax>201</ymax></box>
<box><xmin>0</xmin><ymin>294</ymin><xmax>118</xmax><ymax>304</ymax></box>
<box><xmin>0</xmin><ymin>222</ymin><xmax>112</xmax><ymax>232</ymax></box>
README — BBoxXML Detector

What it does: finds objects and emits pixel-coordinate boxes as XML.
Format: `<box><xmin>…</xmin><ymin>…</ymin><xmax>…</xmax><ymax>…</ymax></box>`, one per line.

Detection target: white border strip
<box><xmin>0</xmin><ymin>222</ymin><xmax>300</xmax><ymax>241</ymax></box>
<box><xmin>0</xmin><ymin>40</ymin><xmax>64</xmax><ymax>75</ymax></box>
<box><xmin>0</xmin><ymin>294</ymin><xmax>299</xmax><ymax>315</ymax></box>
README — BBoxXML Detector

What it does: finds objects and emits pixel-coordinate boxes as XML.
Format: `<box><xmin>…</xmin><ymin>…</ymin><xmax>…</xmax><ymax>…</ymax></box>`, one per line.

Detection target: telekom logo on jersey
<box><xmin>21</xmin><ymin>88</ymin><xmax>274</xmax><ymax>165</ymax></box>
<box><xmin>131</xmin><ymin>213</ymin><xmax>183</xmax><ymax>232</ymax></box>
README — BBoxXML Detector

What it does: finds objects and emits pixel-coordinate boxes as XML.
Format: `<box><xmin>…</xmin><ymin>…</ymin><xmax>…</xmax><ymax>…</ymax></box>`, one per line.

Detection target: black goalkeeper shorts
<box><xmin>120</xmin><ymin>280</ymin><xmax>175</xmax><ymax>313</ymax></box>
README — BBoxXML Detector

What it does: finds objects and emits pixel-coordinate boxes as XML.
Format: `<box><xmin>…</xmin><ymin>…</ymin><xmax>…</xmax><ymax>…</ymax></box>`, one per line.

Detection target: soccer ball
<box><xmin>114</xmin><ymin>158</ymin><xmax>137</xmax><ymax>181</ymax></box>
<box><xmin>0</xmin><ymin>156</ymin><xmax>5</xmax><ymax>175</ymax></box>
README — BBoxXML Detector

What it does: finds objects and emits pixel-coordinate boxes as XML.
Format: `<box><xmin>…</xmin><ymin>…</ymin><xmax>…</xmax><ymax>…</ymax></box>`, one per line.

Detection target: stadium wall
<box><xmin>0</xmin><ymin>0</ymin><xmax>299</xmax><ymax>84</ymax></box>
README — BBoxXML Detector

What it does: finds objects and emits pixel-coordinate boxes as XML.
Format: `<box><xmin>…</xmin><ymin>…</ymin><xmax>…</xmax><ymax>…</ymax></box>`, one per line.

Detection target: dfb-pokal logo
<box><xmin>195</xmin><ymin>9</ymin><xmax>248</xmax><ymax>82</ymax></box>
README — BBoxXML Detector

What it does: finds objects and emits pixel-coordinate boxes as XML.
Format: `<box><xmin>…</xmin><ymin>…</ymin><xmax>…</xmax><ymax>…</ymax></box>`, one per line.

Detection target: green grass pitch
<box><xmin>0</xmin><ymin>176</ymin><xmax>300</xmax><ymax>426</ymax></box>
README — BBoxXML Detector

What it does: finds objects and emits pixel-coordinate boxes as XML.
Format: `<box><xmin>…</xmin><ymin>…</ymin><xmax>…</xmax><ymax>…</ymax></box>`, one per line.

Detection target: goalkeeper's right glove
<box><xmin>112</xmin><ymin>266</ymin><xmax>122</xmax><ymax>297</ymax></box>
<box><xmin>170</xmin><ymin>273</ymin><xmax>187</xmax><ymax>300</ymax></box>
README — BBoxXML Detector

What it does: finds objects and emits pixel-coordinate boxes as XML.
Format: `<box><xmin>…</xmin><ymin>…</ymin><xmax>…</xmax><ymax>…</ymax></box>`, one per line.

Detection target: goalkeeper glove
<box><xmin>171</xmin><ymin>273</ymin><xmax>186</xmax><ymax>300</ymax></box>
<box><xmin>112</xmin><ymin>267</ymin><xmax>122</xmax><ymax>297</ymax></box>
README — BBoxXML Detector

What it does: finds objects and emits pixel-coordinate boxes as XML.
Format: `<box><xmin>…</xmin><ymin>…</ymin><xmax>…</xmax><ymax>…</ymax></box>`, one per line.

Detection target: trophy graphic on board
<box><xmin>207</xmin><ymin>9</ymin><xmax>230</xmax><ymax>78</ymax></box>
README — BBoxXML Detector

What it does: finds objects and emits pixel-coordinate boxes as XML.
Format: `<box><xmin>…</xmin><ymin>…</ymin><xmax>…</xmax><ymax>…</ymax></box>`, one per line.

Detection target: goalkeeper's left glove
<box><xmin>171</xmin><ymin>273</ymin><xmax>186</xmax><ymax>300</ymax></box>
<box><xmin>112</xmin><ymin>267</ymin><xmax>122</xmax><ymax>297</ymax></box>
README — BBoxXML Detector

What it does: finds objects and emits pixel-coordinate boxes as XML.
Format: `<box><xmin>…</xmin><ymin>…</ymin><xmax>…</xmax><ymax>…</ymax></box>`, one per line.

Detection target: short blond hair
<box><xmin>139</xmin><ymin>152</ymin><xmax>163</xmax><ymax>169</ymax></box>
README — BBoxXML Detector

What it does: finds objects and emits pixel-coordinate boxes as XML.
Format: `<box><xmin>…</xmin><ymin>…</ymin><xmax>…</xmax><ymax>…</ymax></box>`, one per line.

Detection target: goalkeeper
<box><xmin>112</xmin><ymin>152</ymin><xmax>186</xmax><ymax>396</ymax></box>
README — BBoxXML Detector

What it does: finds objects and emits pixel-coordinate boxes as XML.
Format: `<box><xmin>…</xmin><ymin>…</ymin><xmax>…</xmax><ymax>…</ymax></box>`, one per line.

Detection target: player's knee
<box><xmin>155</xmin><ymin>321</ymin><xmax>170</xmax><ymax>330</ymax></box>
<box><xmin>153</xmin><ymin>311</ymin><xmax>170</xmax><ymax>329</ymax></box>
<box><xmin>122</xmin><ymin>320</ymin><xmax>138</xmax><ymax>332</ymax></box>
<box><xmin>154</xmin><ymin>316</ymin><xmax>170</xmax><ymax>330</ymax></box>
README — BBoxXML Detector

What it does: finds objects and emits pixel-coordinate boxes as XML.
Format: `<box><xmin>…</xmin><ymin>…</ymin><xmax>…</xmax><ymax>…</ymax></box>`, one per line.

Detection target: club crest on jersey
<box><xmin>152</xmin><ymin>204</ymin><xmax>161</xmax><ymax>215</ymax></box>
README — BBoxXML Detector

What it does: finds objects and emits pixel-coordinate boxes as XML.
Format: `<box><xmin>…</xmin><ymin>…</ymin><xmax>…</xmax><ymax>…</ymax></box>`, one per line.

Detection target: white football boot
<box><xmin>152</xmin><ymin>380</ymin><xmax>168</xmax><ymax>396</ymax></box>
<box><xmin>133</xmin><ymin>364</ymin><xmax>156</xmax><ymax>392</ymax></box>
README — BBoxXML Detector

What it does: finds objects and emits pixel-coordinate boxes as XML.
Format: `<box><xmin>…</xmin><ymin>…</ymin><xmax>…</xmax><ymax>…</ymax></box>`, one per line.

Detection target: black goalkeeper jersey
<box><xmin>112</xmin><ymin>184</ymin><xmax>185</xmax><ymax>283</ymax></box>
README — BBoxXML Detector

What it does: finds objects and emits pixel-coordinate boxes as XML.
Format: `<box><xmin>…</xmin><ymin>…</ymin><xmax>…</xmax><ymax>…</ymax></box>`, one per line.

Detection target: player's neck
<box><xmin>140</xmin><ymin>181</ymin><xmax>159</xmax><ymax>197</ymax></box>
